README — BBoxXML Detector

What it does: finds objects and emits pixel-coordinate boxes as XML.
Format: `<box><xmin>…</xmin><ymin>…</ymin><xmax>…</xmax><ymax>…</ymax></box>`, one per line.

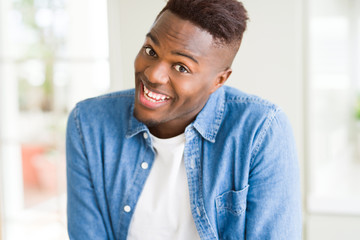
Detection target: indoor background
<box><xmin>0</xmin><ymin>0</ymin><xmax>359</xmax><ymax>239</ymax></box>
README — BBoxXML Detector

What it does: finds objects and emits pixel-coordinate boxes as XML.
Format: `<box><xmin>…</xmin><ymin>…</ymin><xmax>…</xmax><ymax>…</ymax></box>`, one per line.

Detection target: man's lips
<box><xmin>142</xmin><ymin>83</ymin><xmax>170</xmax><ymax>103</ymax></box>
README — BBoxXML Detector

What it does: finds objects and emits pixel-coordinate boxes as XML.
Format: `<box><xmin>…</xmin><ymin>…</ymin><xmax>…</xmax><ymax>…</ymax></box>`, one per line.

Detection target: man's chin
<box><xmin>133</xmin><ymin>109</ymin><xmax>161</xmax><ymax>128</ymax></box>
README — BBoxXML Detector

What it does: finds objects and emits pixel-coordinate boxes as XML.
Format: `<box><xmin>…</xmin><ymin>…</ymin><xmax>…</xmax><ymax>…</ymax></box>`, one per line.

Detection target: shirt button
<box><xmin>124</xmin><ymin>205</ymin><xmax>131</xmax><ymax>213</ymax></box>
<box><xmin>141</xmin><ymin>162</ymin><xmax>149</xmax><ymax>169</ymax></box>
<box><xmin>143</xmin><ymin>132</ymin><xmax>149</xmax><ymax>139</ymax></box>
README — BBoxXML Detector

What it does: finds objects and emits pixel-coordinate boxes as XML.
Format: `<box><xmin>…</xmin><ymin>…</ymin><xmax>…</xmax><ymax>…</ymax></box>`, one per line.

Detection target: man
<box><xmin>66</xmin><ymin>0</ymin><xmax>302</xmax><ymax>239</ymax></box>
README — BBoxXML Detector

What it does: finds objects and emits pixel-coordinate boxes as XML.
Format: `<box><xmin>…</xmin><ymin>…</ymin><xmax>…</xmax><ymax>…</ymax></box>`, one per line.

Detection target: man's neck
<box><xmin>148</xmin><ymin>118</ymin><xmax>194</xmax><ymax>139</ymax></box>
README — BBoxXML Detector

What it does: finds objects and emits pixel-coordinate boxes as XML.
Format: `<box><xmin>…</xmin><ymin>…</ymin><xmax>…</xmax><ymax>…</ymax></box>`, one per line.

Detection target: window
<box><xmin>307</xmin><ymin>0</ymin><xmax>360</xmax><ymax>214</ymax></box>
<box><xmin>0</xmin><ymin>0</ymin><xmax>109</xmax><ymax>239</ymax></box>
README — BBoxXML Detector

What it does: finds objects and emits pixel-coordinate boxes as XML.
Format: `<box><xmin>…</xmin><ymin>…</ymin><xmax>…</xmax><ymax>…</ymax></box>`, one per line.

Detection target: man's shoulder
<box><xmin>71</xmin><ymin>89</ymin><xmax>135</xmax><ymax>121</ymax></box>
<box><xmin>222</xmin><ymin>86</ymin><xmax>279</xmax><ymax>115</ymax></box>
<box><xmin>78</xmin><ymin>89</ymin><xmax>134</xmax><ymax>105</ymax></box>
<box><xmin>197</xmin><ymin>86</ymin><xmax>284</xmax><ymax>142</ymax></box>
<box><xmin>217</xmin><ymin>87</ymin><xmax>291</xmax><ymax>149</ymax></box>
<box><xmin>75</xmin><ymin>88</ymin><xmax>134</xmax><ymax>109</ymax></box>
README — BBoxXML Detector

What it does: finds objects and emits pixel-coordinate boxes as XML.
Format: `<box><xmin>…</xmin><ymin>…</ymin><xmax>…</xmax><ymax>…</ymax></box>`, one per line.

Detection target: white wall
<box><xmin>0</xmin><ymin>1</ymin><xmax>4</xmax><ymax>237</ymax></box>
<box><xmin>307</xmin><ymin>214</ymin><xmax>360</xmax><ymax>240</ymax></box>
<box><xmin>0</xmin><ymin>0</ymin><xmax>24</xmax><ymax>224</ymax></box>
<box><xmin>305</xmin><ymin>0</ymin><xmax>360</xmax><ymax>238</ymax></box>
<box><xmin>107</xmin><ymin>0</ymin><xmax>165</xmax><ymax>91</ymax></box>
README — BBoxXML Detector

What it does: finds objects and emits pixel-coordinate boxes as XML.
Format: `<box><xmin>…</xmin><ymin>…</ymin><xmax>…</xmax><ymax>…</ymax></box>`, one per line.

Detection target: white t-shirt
<box><xmin>127</xmin><ymin>133</ymin><xmax>200</xmax><ymax>240</ymax></box>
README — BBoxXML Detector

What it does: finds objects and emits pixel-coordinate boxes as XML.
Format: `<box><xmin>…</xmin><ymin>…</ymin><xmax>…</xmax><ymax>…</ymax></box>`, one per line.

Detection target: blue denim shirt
<box><xmin>66</xmin><ymin>86</ymin><xmax>302</xmax><ymax>240</ymax></box>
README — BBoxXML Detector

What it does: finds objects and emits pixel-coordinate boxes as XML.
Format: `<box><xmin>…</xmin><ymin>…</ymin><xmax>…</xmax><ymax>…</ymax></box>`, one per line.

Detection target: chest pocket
<box><xmin>215</xmin><ymin>185</ymin><xmax>249</xmax><ymax>240</ymax></box>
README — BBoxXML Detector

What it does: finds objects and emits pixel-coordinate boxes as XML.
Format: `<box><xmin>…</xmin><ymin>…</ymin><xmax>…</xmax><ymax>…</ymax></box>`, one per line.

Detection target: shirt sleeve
<box><xmin>66</xmin><ymin>106</ymin><xmax>110</xmax><ymax>239</ymax></box>
<box><xmin>245</xmin><ymin>109</ymin><xmax>302</xmax><ymax>239</ymax></box>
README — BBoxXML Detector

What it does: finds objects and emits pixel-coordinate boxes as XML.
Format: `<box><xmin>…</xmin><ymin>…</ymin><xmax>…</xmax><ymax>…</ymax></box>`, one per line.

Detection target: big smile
<box><xmin>143</xmin><ymin>84</ymin><xmax>170</xmax><ymax>103</ymax></box>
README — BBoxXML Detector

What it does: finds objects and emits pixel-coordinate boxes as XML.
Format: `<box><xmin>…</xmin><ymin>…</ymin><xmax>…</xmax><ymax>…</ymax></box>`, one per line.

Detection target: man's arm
<box><xmin>66</xmin><ymin>106</ymin><xmax>109</xmax><ymax>239</ymax></box>
<box><xmin>245</xmin><ymin>109</ymin><xmax>302</xmax><ymax>239</ymax></box>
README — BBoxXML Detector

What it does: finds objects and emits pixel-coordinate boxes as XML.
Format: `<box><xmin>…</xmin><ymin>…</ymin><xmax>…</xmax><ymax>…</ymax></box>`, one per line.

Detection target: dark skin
<box><xmin>134</xmin><ymin>10</ymin><xmax>235</xmax><ymax>138</ymax></box>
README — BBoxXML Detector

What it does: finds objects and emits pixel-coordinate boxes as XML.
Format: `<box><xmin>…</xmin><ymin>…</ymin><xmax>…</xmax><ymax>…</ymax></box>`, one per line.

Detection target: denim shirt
<box><xmin>66</xmin><ymin>86</ymin><xmax>302</xmax><ymax>240</ymax></box>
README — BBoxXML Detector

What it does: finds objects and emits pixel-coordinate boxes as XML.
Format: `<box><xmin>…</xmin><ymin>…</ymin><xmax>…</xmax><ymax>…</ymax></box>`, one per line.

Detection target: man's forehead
<box><xmin>150</xmin><ymin>11</ymin><xmax>213</xmax><ymax>44</ymax></box>
<box><xmin>147</xmin><ymin>10</ymin><xmax>235</xmax><ymax>69</ymax></box>
<box><xmin>148</xmin><ymin>12</ymin><xmax>214</xmax><ymax>53</ymax></box>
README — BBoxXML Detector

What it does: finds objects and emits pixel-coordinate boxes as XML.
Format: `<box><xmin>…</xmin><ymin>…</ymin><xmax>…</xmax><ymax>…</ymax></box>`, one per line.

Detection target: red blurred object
<box><xmin>22</xmin><ymin>145</ymin><xmax>45</xmax><ymax>189</ymax></box>
<box><xmin>21</xmin><ymin>144</ymin><xmax>59</xmax><ymax>206</ymax></box>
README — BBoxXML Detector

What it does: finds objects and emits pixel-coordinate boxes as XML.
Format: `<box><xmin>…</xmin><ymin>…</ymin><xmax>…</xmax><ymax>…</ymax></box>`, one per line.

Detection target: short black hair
<box><xmin>157</xmin><ymin>0</ymin><xmax>249</xmax><ymax>46</ymax></box>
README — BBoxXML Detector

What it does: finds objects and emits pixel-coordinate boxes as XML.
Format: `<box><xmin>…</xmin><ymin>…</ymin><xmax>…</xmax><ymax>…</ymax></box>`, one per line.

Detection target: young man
<box><xmin>66</xmin><ymin>0</ymin><xmax>302</xmax><ymax>239</ymax></box>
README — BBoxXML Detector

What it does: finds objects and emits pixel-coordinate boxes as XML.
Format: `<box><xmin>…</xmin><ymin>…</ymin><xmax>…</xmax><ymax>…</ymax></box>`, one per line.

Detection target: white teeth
<box><xmin>143</xmin><ymin>84</ymin><xmax>169</xmax><ymax>103</ymax></box>
<box><xmin>145</xmin><ymin>94</ymin><xmax>156</xmax><ymax>102</ymax></box>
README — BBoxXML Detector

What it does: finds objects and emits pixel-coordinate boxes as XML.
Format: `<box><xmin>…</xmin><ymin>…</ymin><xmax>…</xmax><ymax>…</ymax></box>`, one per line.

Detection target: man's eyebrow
<box><xmin>171</xmin><ymin>51</ymin><xmax>199</xmax><ymax>64</ymax></box>
<box><xmin>146</xmin><ymin>32</ymin><xmax>160</xmax><ymax>46</ymax></box>
<box><xmin>146</xmin><ymin>32</ymin><xmax>199</xmax><ymax>64</ymax></box>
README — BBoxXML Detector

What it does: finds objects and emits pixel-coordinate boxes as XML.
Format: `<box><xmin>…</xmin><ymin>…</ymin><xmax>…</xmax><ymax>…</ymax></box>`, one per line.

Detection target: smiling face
<box><xmin>134</xmin><ymin>11</ymin><xmax>233</xmax><ymax>138</ymax></box>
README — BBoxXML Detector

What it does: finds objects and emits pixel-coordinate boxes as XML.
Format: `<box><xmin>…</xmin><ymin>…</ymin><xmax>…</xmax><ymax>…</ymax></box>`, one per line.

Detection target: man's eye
<box><xmin>174</xmin><ymin>64</ymin><xmax>189</xmax><ymax>73</ymax></box>
<box><xmin>144</xmin><ymin>47</ymin><xmax>157</xmax><ymax>57</ymax></box>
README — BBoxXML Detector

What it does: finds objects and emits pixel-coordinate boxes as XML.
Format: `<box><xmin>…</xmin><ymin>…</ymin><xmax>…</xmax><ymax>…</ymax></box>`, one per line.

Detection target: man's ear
<box><xmin>210</xmin><ymin>68</ymin><xmax>232</xmax><ymax>93</ymax></box>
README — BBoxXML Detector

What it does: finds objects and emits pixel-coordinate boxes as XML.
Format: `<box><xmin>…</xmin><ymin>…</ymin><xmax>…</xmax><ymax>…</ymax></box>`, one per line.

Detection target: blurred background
<box><xmin>0</xmin><ymin>0</ymin><xmax>359</xmax><ymax>239</ymax></box>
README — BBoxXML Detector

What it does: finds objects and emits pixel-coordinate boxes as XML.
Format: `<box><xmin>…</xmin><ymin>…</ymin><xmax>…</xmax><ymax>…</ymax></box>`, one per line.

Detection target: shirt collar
<box><xmin>126</xmin><ymin>103</ymin><xmax>148</xmax><ymax>138</ymax></box>
<box><xmin>126</xmin><ymin>87</ymin><xmax>226</xmax><ymax>142</ymax></box>
<box><xmin>191</xmin><ymin>87</ymin><xmax>225</xmax><ymax>143</ymax></box>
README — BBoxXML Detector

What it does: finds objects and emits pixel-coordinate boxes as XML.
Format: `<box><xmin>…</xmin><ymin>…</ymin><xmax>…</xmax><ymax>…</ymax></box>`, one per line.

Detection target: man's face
<box><xmin>134</xmin><ymin>11</ymin><xmax>232</xmax><ymax>138</ymax></box>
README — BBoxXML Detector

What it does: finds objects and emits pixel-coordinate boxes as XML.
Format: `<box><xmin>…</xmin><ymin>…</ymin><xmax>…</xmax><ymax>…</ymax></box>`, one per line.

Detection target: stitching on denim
<box><xmin>215</xmin><ymin>186</ymin><xmax>249</xmax><ymax>213</ymax></box>
<box><xmin>249</xmin><ymin>107</ymin><xmax>280</xmax><ymax>167</ymax></box>
<box><xmin>220</xmin><ymin>206</ymin><xmax>246</xmax><ymax>216</ymax></box>
<box><xmin>207</xmin><ymin>93</ymin><xmax>225</xmax><ymax>141</ymax></box>
<box><xmin>217</xmin><ymin>201</ymin><xmax>246</xmax><ymax>215</ymax></box>
<box><xmin>226</xmin><ymin>96</ymin><xmax>275</xmax><ymax>107</ymax></box>
<box><xmin>186</xmin><ymin>135</ymin><xmax>217</xmax><ymax>240</ymax></box>
<box><xmin>78</xmin><ymin>90</ymin><xmax>135</xmax><ymax>105</ymax></box>
<box><xmin>216</xmin><ymin>185</ymin><xmax>249</xmax><ymax>201</ymax></box>
<box><xmin>94</xmin><ymin>93</ymin><xmax>134</xmax><ymax>99</ymax></box>
<box><xmin>80</xmin><ymin>94</ymin><xmax>134</xmax><ymax>104</ymax></box>
<box><xmin>195</xmin><ymin>88</ymin><xmax>226</xmax><ymax>143</ymax></box>
<box><xmin>197</xmin><ymin>147</ymin><xmax>218</xmax><ymax>239</ymax></box>
<box><xmin>73</xmin><ymin>105</ymin><xmax>87</xmax><ymax>156</ymax></box>
<box><xmin>126</xmin><ymin>103</ymin><xmax>148</xmax><ymax>138</ymax></box>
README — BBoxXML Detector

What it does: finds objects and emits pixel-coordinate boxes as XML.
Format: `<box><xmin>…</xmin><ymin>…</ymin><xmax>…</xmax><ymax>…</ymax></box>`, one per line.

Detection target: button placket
<box><xmin>117</xmin><ymin>138</ymin><xmax>156</xmax><ymax>239</ymax></box>
<box><xmin>184</xmin><ymin>133</ymin><xmax>218</xmax><ymax>239</ymax></box>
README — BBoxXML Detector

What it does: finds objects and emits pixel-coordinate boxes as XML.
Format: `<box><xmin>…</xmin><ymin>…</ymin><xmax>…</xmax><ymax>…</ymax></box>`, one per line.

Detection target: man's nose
<box><xmin>144</xmin><ymin>61</ymin><xmax>169</xmax><ymax>85</ymax></box>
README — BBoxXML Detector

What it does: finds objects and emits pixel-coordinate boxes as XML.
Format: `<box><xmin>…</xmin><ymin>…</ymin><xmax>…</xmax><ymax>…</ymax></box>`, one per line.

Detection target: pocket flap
<box><xmin>216</xmin><ymin>185</ymin><xmax>249</xmax><ymax>216</ymax></box>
